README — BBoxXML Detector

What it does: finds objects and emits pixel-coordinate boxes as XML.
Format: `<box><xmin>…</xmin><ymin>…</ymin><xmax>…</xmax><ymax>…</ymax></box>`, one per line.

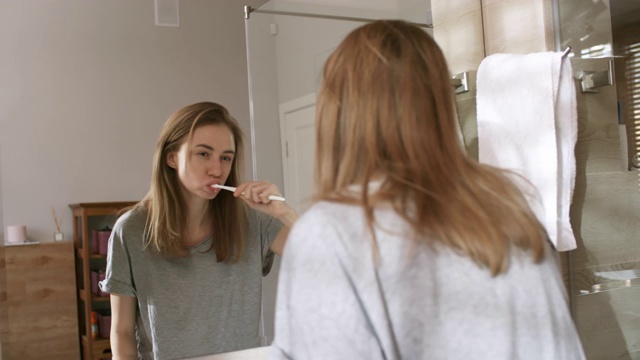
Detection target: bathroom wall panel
<box><xmin>455</xmin><ymin>97</ymin><xmax>479</xmax><ymax>160</ymax></box>
<box><xmin>431</xmin><ymin>0</ymin><xmax>480</xmax><ymax>26</ymax></box>
<box><xmin>482</xmin><ymin>0</ymin><xmax>548</xmax><ymax>55</ymax></box>
<box><xmin>433</xmin><ymin>9</ymin><xmax>484</xmax><ymax>75</ymax></box>
<box><xmin>430</xmin><ymin>0</ymin><xmax>483</xmax><ymax>168</ymax></box>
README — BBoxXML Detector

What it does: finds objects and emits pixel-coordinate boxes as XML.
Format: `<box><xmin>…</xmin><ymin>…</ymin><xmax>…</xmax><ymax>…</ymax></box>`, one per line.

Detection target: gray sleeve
<box><xmin>99</xmin><ymin>214</ymin><xmax>137</xmax><ymax>297</ymax></box>
<box><xmin>269</xmin><ymin>209</ymin><xmax>385</xmax><ymax>360</ymax></box>
<box><xmin>255</xmin><ymin>210</ymin><xmax>284</xmax><ymax>276</ymax></box>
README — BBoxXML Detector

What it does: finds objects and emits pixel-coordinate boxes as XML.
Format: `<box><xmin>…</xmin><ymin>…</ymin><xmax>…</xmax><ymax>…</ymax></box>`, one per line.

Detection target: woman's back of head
<box><xmin>315</xmin><ymin>20</ymin><xmax>546</xmax><ymax>275</ymax></box>
<box><xmin>316</xmin><ymin>20</ymin><xmax>460</xmax><ymax>190</ymax></box>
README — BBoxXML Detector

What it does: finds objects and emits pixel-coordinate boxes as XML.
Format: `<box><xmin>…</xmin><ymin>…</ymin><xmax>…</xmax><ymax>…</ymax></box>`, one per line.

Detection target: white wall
<box><xmin>0</xmin><ymin>0</ymin><xmax>266</xmax><ymax>244</ymax></box>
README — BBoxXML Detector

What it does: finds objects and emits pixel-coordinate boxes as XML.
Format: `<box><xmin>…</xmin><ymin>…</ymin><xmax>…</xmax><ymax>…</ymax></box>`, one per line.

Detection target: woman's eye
<box><xmin>222</xmin><ymin>156</ymin><xmax>233</xmax><ymax>162</ymax></box>
<box><xmin>198</xmin><ymin>152</ymin><xmax>210</xmax><ymax>158</ymax></box>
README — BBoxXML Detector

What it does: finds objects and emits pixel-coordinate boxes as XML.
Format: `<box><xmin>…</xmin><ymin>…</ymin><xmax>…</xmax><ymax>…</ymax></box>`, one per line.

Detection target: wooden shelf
<box><xmin>76</xmin><ymin>248</ymin><xmax>107</xmax><ymax>260</ymax></box>
<box><xmin>81</xmin><ymin>335</ymin><xmax>112</xmax><ymax>359</ymax></box>
<box><xmin>70</xmin><ymin>202</ymin><xmax>136</xmax><ymax>216</ymax></box>
<box><xmin>78</xmin><ymin>290</ymin><xmax>110</xmax><ymax>303</ymax></box>
<box><xmin>72</xmin><ymin>201</ymin><xmax>136</xmax><ymax>360</ymax></box>
<box><xmin>82</xmin><ymin>335</ymin><xmax>111</xmax><ymax>348</ymax></box>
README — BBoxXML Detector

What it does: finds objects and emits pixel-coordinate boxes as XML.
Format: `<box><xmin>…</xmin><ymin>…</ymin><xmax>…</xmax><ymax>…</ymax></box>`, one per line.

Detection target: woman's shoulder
<box><xmin>112</xmin><ymin>205</ymin><xmax>148</xmax><ymax>232</ymax></box>
<box><xmin>312</xmin><ymin>200</ymin><xmax>365</xmax><ymax>218</ymax></box>
<box><xmin>293</xmin><ymin>201</ymin><xmax>363</xmax><ymax>237</ymax></box>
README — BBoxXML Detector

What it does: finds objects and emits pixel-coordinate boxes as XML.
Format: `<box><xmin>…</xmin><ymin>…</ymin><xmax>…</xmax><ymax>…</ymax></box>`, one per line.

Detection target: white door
<box><xmin>279</xmin><ymin>93</ymin><xmax>316</xmax><ymax>214</ymax></box>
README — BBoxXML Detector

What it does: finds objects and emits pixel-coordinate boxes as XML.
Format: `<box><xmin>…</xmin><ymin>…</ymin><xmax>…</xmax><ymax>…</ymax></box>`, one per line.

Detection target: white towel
<box><xmin>477</xmin><ymin>52</ymin><xmax>577</xmax><ymax>251</ymax></box>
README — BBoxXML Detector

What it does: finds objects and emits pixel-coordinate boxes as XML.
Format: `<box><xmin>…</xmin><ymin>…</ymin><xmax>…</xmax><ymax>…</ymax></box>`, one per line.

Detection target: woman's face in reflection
<box><xmin>167</xmin><ymin>124</ymin><xmax>236</xmax><ymax>201</ymax></box>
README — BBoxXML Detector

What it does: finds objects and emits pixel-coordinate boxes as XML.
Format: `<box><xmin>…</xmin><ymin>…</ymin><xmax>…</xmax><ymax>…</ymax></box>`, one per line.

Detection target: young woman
<box><xmin>269</xmin><ymin>20</ymin><xmax>585</xmax><ymax>359</ymax></box>
<box><xmin>100</xmin><ymin>102</ymin><xmax>298</xmax><ymax>360</ymax></box>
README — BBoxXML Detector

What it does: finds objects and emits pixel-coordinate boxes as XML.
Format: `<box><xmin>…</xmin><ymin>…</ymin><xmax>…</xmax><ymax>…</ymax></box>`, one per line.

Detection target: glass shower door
<box><xmin>555</xmin><ymin>0</ymin><xmax>640</xmax><ymax>358</ymax></box>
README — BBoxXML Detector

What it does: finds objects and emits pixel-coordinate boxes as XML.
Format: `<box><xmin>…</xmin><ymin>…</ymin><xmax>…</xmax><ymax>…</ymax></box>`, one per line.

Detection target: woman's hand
<box><xmin>234</xmin><ymin>181</ymin><xmax>299</xmax><ymax>255</ymax></box>
<box><xmin>233</xmin><ymin>181</ymin><xmax>291</xmax><ymax>219</ymax></box>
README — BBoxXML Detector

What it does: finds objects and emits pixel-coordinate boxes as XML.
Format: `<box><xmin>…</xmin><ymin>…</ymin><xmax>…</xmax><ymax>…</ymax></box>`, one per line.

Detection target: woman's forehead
<box><xmin>189</xmin><ymin>124</ymin><xmax>235</xmax><ymax>150</ymax></box>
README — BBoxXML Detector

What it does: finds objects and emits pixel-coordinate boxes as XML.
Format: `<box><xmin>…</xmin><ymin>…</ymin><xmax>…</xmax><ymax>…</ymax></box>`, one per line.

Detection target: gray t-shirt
<box><xmin>270</xmin><ymin>201</ymin><xmax>586</xmax><ymax>360</ymax></box>
<box><xmin>100</xmin><ymin>206</ymin><xmax>282</xmax><ymax>360</ymax></box>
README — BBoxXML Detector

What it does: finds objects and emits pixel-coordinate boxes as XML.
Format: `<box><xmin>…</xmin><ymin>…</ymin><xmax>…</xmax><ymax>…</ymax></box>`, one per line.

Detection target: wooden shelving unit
<box><xmin>70</xmin><ymin>201</ymin><xmax>136</xmax><ymax>360</ymax></box>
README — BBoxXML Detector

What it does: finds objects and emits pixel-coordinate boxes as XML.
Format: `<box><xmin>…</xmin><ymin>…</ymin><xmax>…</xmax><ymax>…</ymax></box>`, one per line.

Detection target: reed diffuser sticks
<box><xmin>51</xmin><ymin>207</ymin><xmax>63</xmax><ymax>234</ymax></box>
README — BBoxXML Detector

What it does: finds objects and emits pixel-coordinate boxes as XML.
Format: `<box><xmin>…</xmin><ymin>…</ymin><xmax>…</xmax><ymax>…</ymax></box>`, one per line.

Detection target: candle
<box><xmin>6</xmin><ymin>225</ymin><xmax>27</xmax><ymax>244</ymax></box>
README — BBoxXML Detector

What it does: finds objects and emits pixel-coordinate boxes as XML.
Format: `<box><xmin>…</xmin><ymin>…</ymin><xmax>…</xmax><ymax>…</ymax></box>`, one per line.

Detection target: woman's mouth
<box><xmin>206</xmin><ymin>183</ymin><xmax>220</xmax><ymax>194</ymax></box>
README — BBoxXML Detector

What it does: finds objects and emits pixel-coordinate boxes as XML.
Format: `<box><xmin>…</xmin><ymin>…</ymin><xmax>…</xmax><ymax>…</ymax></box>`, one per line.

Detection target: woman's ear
<box><xmin>166</xmin><ymin>151</ymin><xmax>177</xmax><ymax>169</ymax></box>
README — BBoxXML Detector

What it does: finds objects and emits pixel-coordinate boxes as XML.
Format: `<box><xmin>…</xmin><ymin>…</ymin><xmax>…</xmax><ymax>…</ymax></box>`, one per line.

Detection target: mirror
<box><xmin>244</xmin><ymin>0</ymin><xmax>485</xmax><ymax>343</ymax></box>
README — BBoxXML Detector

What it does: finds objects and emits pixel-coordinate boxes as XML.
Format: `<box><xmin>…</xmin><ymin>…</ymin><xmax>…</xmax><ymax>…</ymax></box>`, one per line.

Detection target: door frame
<box><xmin>278</xmin><ymin>92</ymin><xmax>317</xmax><ymax>203</ymax></box>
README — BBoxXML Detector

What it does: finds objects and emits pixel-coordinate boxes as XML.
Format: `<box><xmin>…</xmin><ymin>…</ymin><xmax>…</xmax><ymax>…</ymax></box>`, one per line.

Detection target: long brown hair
<box><xmin>315</xmin><ymin>20</ymin><xmax>546</xmax><ymax>275</ymax></box>
<box><xmin>138</xmin><ymin>102</ymin><xmax>246</xmax><ymax>261</ymax></box>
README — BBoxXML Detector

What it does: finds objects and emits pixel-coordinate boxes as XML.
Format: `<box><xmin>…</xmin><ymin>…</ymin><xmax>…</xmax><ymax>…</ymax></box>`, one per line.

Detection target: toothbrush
<box><xmin>212</xmin><ymin>184</ymin><xmax>286</xmax><ymax>202</ymax></box>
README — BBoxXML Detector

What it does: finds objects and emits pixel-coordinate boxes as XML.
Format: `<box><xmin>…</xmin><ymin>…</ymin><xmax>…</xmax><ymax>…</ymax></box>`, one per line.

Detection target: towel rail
<box><xmin>451</xmin><ymin>48</ymin><xmax>570</xmax><ymax>96</ymax></box>
<box><xmin>578</xmin><ymin>59</ymin><xmax>614</xmax><ymax>93</ymax></box>
<box><xmin>561</xmin><ymin>46</ymin><xmax>617</xmax><ymax>93</ymax></box>
<box><xmin>451</xmin><ymin>72</ymin><xmax>469</xmax><ymax>95</ymax></box>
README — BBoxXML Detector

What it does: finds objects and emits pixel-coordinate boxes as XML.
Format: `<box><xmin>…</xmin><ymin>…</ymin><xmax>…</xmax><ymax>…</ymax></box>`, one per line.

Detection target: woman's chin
<box><xmin>204</xmin><ymin>190</ymin><xmax>221</xmax><ymax>200</ymax></box>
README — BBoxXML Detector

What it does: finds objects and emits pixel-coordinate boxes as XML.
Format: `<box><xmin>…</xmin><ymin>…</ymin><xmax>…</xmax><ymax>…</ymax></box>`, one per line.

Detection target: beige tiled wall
<box><xmin>431</xmin><ymin>0</ymin><xmax>483</xmax><ymax>78</ymax></box>
<box><xmin>431</xmin><ymin>0</ymin><xmax>484</xmax><ymax>161</ymax></box>
<box><xmin>482</xmin><ymin>0</ymin><xmax>554</xmax><ymax>55</ymax></box>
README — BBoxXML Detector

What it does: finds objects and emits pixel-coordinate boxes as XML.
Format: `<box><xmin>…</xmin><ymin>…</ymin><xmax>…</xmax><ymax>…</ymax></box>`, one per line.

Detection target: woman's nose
<box><xmin>208</xmin><ymin>160</ymin><xmax>223</xmax><ymax>177</ymax></box>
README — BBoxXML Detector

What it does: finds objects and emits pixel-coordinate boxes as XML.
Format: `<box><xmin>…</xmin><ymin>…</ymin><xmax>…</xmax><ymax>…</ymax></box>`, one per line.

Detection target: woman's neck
<box><xmin>183</xmin><ymin>198</ymin><xmax>213</xmax><ymax>246</ymax></box>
